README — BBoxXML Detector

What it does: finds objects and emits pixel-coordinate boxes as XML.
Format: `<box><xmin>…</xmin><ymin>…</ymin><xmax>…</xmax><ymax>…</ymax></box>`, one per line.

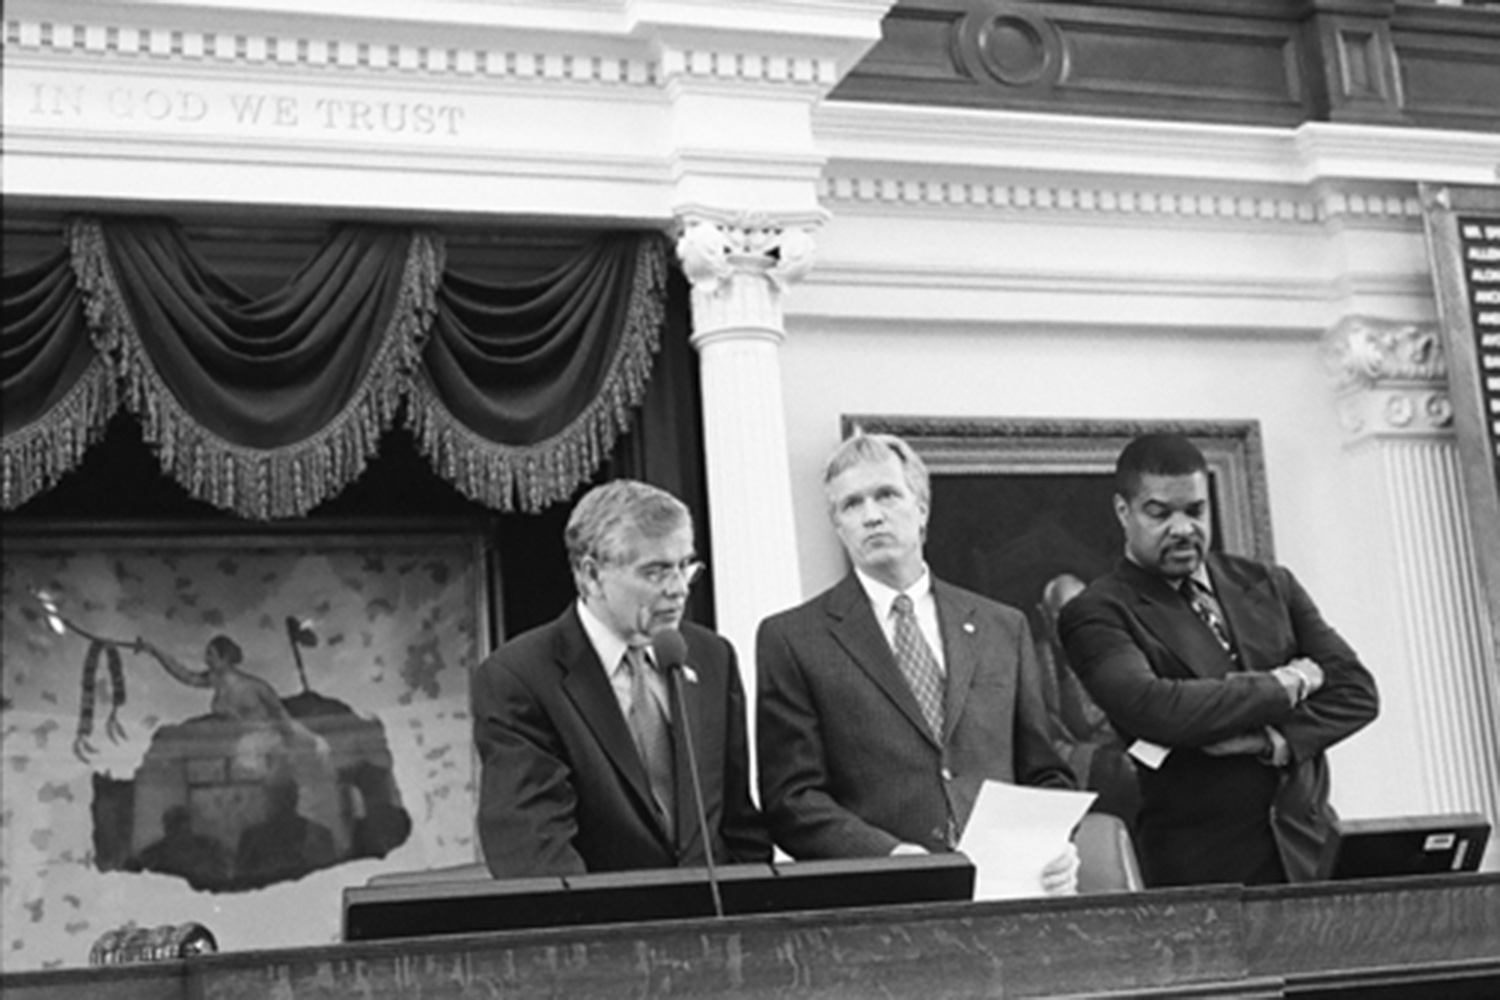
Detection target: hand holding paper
<box><xmin>956</xmin><ymin>780</ymin><xmax>1097</xmax><ymax>900</ymax></box>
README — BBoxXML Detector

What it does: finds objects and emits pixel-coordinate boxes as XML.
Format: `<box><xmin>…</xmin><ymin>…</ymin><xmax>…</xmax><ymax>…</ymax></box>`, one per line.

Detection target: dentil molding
<box><xmin>819</xmin><ymin>173</ymin><xmax>1426</xmax><ymax>229</ymax></box>
<box><xmin>4</xmin><ymin>14</ymin><xmax>851</xmax><ymax>91</ymax></box>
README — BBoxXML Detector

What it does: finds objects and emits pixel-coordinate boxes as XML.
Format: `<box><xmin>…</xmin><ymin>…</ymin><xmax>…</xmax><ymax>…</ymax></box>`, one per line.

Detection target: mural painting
<box><xmin>0</xmin><ymin>527</ymin><xmax>487</xmax><ymax>971</ymax></box>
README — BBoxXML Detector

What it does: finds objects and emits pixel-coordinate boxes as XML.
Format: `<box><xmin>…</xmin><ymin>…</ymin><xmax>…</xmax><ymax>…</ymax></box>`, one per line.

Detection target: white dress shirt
<box><xmin>576</xmin><ymin>600</ymin><xmax>671</xmax><ymax>721</ymax></box>
<box><xmin>853</xmin><ymin>566</ymin><xmax>947</xmax><ymax>675</ymax></box>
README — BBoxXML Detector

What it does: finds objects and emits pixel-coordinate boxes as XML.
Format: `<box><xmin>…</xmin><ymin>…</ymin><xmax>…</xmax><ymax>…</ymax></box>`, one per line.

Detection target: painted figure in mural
<box><xmin>131</xmin><ymin>804</ymin><xmax>230</xmax><ymax>890</ymax></box>
<box><xmin>755</xmin><ymin>431</ymin><xmax>1080</xmax><ymax>893</ymax></box>
<box><xmin>1034</xmin><ymin>572</ymin><xmax>1141</xmax><ymax>830</ymax></box>
<box><xmin>343</xmin><ymin>759</ymin><xmax>414</xmax><ymax>861</ymax></box>
<box><xmin>1058</xmin><ymin>433</ymin><xmax>1379</xmax><ymax>887</ymax></box>
<box><xmin>472</xmin><ymin>479</ymin><xmax>770</xmax><ymax>876</ymax></box>
<box><xmin>234</xmin><ymin>775</ymin><xmax>337</xmax><ymax>887</ymax></box>
<box><xmin>134</xmin><ymin>634</ymin><xmax>329</xmax><ymax>779</ymax></box>
<box><xmin>133</xmin><ymin>633</ymin><xmax>344</xmax><ymax>886</ymax></box>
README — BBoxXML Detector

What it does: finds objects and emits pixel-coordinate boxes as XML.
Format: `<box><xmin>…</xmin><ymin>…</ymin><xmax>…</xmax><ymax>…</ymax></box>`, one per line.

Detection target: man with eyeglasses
<box><xmin>473</xmin><ymin>479</ymin><xmax>770</xmax><ymax>877</ymax></box>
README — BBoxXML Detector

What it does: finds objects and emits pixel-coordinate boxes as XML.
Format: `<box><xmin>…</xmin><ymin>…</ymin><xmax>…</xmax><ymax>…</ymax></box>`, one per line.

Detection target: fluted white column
<box><xmin>1325</xmin><ymin>316</ymin><xmax>1500</xmax><ymax>862</ymax></box>
<box><xmin>676</xmin><ymin>212</ymin><xmax>816</xmax><ymax>685</ymax></box>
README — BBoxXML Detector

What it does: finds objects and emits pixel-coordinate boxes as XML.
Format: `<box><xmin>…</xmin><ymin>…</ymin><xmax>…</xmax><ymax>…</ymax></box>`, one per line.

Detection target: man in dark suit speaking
<box><xmin>472</xmin><ymin>479</ymin><xmax>769</xmax><ymax>877</ymax></box>
<box><xmin>1059</xmin><ymin>434</ymin><xmax>1379</xmax><ymax>887</ymax></box>
<box><xmin>756</xmin><ymin>432</ymin><xmax>1078</xmax><ymax>891</ymax></box>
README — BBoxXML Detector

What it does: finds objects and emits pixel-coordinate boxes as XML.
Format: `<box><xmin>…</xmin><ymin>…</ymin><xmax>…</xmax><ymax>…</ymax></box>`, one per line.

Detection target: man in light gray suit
<box><xmin>756</xmin><ymin>432</ymin><xmax>1078</xmax><ymax>891</ymax></box>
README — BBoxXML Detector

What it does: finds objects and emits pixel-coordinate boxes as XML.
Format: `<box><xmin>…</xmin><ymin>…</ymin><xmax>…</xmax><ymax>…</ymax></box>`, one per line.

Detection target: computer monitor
<box><xmin>1314</xmin><ymin>813</ymin><xmax>1490</xmax><ymax>881</ymax></box>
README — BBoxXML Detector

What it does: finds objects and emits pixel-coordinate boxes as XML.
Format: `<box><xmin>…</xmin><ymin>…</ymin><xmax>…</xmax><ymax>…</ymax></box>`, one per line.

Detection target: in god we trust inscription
<box><xmin>18</xmin><ymin>78</ymin><xmax>465</xmax><ymax>138</ymax></box>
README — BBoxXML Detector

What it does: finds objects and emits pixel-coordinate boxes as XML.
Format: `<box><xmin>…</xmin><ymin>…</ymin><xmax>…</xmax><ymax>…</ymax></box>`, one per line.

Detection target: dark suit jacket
<box><xmin>472</xmin><ymin>605</ymin><xmax>770</xmax><ymax>877</ymax></box>
<box><xmin>1058</xmin><ymin>553</ymin><xmax>1379</xmax><ymax>886</ymax></box>
<box><xmin>756</xmin><ymin>574</ymin><xmax>1074</xmax><ymax>859</ymax></box>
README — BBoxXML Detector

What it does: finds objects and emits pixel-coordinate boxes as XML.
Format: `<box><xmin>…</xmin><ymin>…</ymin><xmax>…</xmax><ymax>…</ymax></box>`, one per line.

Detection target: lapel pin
<box><xmin>683</xmin><ymin>666</ymin><xmax>699</xmax><ymax>684</ymax></box>
<box><xmin>963</xmin><ymin>622</ymin><xmax>976</xmax><ymax>634</ymax></box>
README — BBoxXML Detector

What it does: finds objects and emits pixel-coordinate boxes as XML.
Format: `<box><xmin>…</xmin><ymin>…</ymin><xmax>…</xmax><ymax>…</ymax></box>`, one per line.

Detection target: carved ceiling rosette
<box><xmin>953</xmin><ymin>1</ymin><xmax>1062</xmax><ymax>91</ymax></box>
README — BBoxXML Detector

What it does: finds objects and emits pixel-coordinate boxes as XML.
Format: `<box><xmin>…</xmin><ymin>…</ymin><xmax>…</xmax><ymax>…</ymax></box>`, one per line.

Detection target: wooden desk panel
<box><xmin>1245</xmin><ymin>874</ymin><xmax>1500</xmax><ymax>999</ymax></box>
<box><xmin>4</xmin><ymin>874</ymin><xmax>1496</xmax><ymax>999</ymax></box>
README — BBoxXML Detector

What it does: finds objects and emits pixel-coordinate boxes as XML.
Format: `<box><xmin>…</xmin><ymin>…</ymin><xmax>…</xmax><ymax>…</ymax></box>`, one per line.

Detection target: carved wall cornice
<box><xmin>3</xmin><ymin>2</ymin><xmax>886</xmax><ymax>91</ymax></box>
<box><xmin>3</xmin><ymin>1</ymin><xmax>896</xmax><ymax>218</ymax></box>
<box><xmin>814</xmin><ymin>102</ymin><xmax>1500</xmax><ymax>190</ymax></box>
<box><xmin>1323</xmin><ymin>316</ymin><xmax>1454</xmax><ymax>442</ymax></box>
<box><xmin>818</xmin><ymin>172</ymin><xmax>1429</xmax><ymax>229</ymax></box>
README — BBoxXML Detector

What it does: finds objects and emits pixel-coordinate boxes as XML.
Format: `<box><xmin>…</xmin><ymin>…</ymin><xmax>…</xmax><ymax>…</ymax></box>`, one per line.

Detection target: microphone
<box><xmin>651</xmin><ymin>628</ymin><xmax>724</xmax><ymax>919</ymax></box>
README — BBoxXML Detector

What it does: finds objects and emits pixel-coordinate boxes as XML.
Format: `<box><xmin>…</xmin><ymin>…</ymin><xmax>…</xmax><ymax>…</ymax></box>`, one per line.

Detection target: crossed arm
<box><xmin>1058</xmin><ymin>570</ymin><xmax>1378</xmax><ymax>766</ymax></box>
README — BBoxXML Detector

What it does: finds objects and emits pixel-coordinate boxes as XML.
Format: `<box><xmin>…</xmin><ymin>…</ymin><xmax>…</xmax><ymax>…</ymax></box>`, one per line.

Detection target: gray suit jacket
<box><xmin>756</xmin><ymin>573</ymin><xmax>1074</xmax><ymax>858</ymax></box>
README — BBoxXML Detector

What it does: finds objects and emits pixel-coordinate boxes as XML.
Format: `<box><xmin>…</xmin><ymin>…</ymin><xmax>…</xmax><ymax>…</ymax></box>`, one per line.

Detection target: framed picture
<box><xmin>0</xmin><ymin>520</ymin><xmax>493</xmax><ymax>971</ymax></box>
<box><xmin>844</xmin><ymin>415</ymin><xmax>1273</xmax><ymax>628</ymax></box>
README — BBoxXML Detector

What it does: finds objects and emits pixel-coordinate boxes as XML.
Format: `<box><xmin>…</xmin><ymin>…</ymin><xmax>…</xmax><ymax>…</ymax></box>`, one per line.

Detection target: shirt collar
<box><xmin>854</xmin><ymin>564</ymin><xmax>933</xmax><ymax>620</ymax></box>
<box><xmin>577</xmin><ymin>599</ymin><xmax>648</xmax><ymax>678</ymax></box>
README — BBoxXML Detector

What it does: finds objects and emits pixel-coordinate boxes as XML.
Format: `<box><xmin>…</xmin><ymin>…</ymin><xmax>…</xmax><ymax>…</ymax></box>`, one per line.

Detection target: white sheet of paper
<box><xmin>1127</xmin><ymin>738</ymin><xmax>1171</xmax><ymax>770</ymax></box>
<box><xmin>957</xmin><ymin>781</ymin><xmax>1097</xmax><ymax>900</ymax></box>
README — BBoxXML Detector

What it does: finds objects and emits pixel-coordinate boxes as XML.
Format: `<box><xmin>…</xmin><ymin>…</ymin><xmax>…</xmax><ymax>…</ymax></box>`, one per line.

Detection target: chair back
<box><xmin>1074</xmin><ymin>812</ymin><xmax>1143</xmax><ymax>893</ymax></box>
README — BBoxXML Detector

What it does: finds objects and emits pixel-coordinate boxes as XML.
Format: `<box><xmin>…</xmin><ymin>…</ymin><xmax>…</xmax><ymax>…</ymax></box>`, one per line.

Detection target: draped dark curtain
<box><xmin>3</xmin><ymin>218</ymin><xmax>675</xmax><ymax>522</ymax></box>
<box><xmin>415</xmin><ymin>232</ymin><xmax>664</xmax><ymax>513</ymax></box>
<box><xmin>2</xmin><ymin>248</ymin><xmax>116</xmax><ymax>506</ymax></box>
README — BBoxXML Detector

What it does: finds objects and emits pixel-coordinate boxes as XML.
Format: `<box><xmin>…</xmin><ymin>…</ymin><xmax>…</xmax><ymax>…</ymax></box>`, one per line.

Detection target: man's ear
<box><xmin>578</xmin><ymin>557</ymin><xmax>603</xmax><ymax>598</ymax></box>
<box><xmin>1112</xmin><ymin>493</ymin><xmax>1129</xmax><ymax>528</ymax></box>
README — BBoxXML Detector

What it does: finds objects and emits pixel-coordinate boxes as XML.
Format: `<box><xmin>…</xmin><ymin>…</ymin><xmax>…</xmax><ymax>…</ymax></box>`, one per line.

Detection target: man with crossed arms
<box><xmin>1059</xmin><ymin>434</ymin><xmax>1378</xmax><ymax>887</ymax></box>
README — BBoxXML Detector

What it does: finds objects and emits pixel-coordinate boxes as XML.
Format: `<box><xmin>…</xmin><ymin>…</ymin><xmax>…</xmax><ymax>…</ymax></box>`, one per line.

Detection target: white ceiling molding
<box><xmin>817</xmin><ymin>172</ymin><xmax>1432</xmax><ymax>232</ymax></box>
<box><xmin>814</xmin><ymin>101</ymin><xmax>1500</xmax><ymax>189</ymax></box>
<box><xmin>4</xmin><ymin>0</ymin><xmax>896</xmax><ymax>219</ymax></box>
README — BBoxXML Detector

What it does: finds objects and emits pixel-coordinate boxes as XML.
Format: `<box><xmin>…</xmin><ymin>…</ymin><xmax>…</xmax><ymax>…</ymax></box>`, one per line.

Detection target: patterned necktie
<box><xmin>891</xmin><ymin>593</ymin><xmax>946</xmax><ymax>740</ymax></box>
<box><xmin>1182</xmin><ymin>577</ymin><xmax>1235</xmax><ymax>659</ymax></box>
<box><xmin>624</xmin><ymin>646</ymin><xmax>675</xmax><ymax>838</ymax></box>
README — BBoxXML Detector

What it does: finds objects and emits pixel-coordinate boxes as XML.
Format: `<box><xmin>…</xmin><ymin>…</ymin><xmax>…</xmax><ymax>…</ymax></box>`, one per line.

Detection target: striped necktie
<box><xmin>624</xmin><ymin>646</ymin><xmax>675</xmax><ymax>838</ymax></box>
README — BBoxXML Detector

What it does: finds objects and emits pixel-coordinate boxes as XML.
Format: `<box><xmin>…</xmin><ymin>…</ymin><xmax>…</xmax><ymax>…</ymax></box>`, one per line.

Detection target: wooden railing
<box><xmin>4</xmin><ymin>871</ymin><xmax>1496</xmax><ymax>999</ymax></box>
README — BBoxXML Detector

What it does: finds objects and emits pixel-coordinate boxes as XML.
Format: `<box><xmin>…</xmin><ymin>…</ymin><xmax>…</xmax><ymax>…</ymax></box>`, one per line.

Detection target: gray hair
<box><xmin>822</xmin><ymin>431</ymin><xmax>931</xmax><ymax>510</ymax></box>
<box><xmin>565</xmin><ymin>479</ymin><xmax>691</xmax><ymax>589</ymax></box>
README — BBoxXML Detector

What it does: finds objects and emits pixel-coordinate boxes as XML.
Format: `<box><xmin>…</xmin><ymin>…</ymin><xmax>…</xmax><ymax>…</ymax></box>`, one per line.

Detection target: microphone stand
<box><xmin>669</xmin><ymin>665</ymin><xmax>725</xmax><ymax>919</ymax></box>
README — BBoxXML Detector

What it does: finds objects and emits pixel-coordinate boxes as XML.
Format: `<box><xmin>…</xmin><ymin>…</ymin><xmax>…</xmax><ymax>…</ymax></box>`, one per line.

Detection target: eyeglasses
<box><xmin>634</xmin><ymin>559</ymin><xmax>706</xmax><ymax>588</ymax></box>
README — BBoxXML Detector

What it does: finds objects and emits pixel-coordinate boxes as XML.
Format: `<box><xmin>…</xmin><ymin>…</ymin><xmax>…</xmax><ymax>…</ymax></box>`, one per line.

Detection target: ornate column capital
<box><xmin>1322</xmin><ymin>315</ymin><xmax>1453</xmax><ymax>442</ymax></box>
<box><xmin>674</xmin><ymin>210</ymin><xmax>822</xmax><ymax>349</ymax></box>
